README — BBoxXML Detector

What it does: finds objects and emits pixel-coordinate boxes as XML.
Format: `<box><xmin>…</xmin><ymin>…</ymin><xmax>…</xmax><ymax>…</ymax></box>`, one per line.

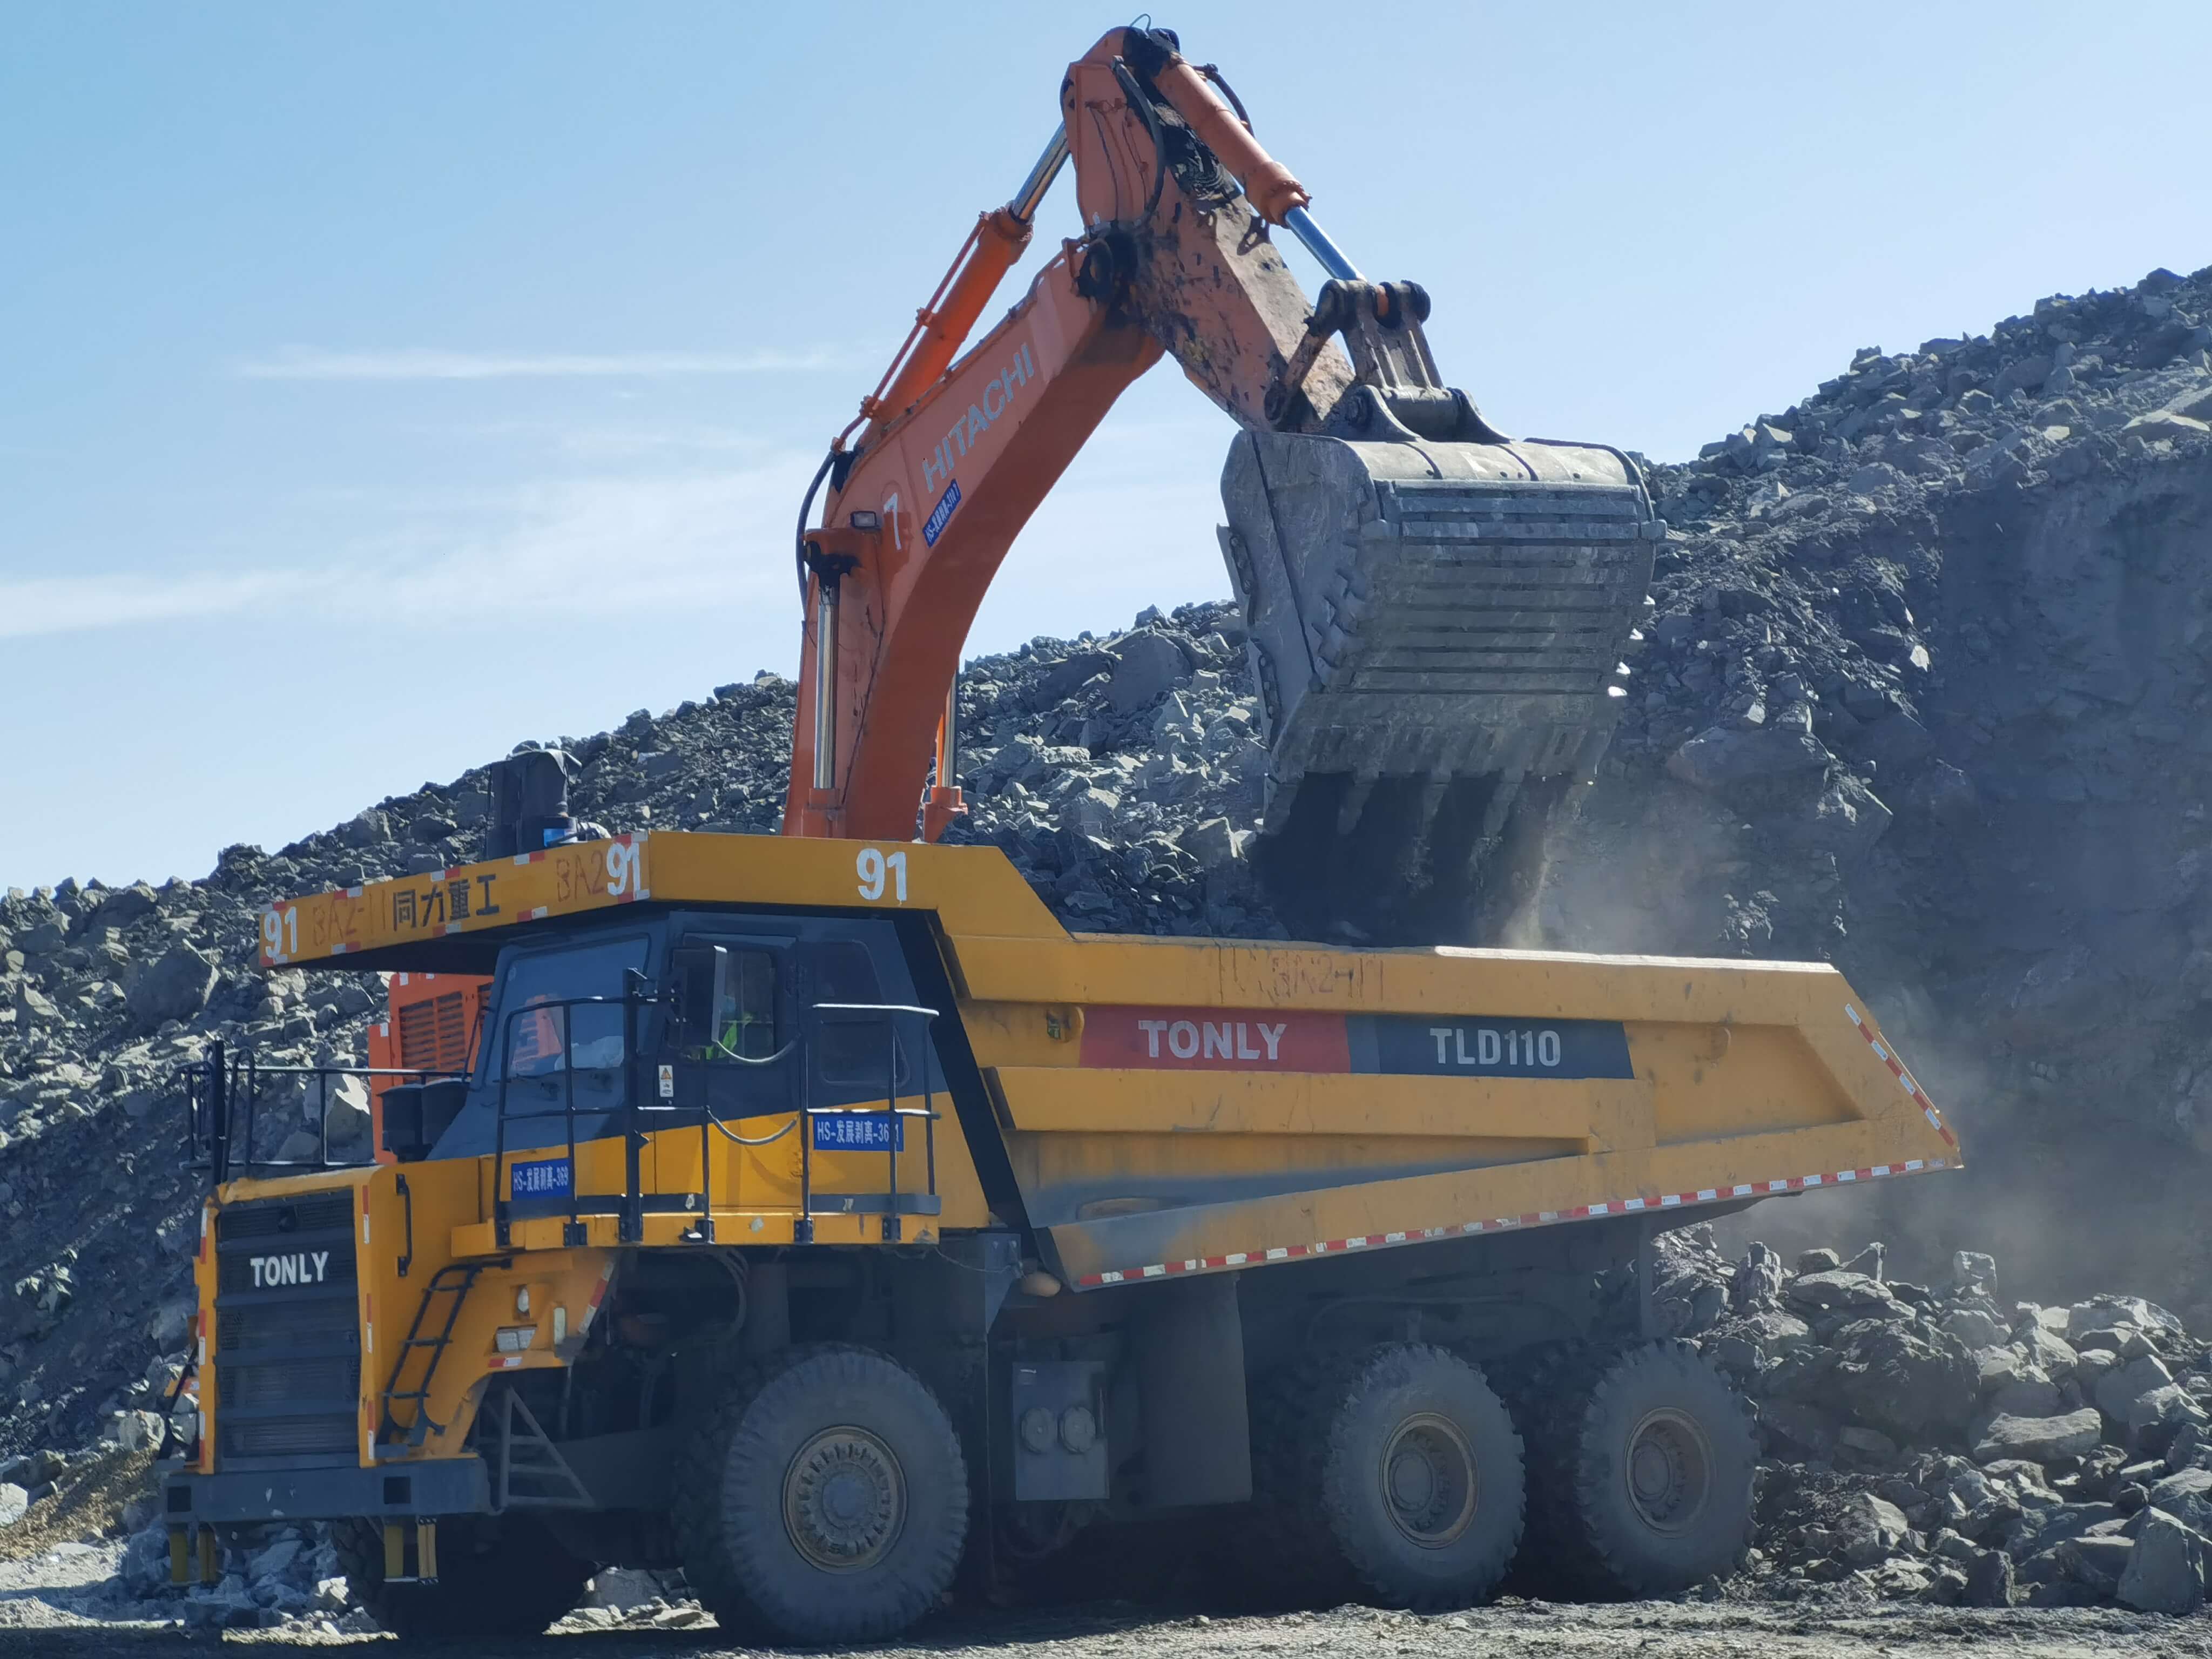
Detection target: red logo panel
<box><xmin>1078</xmin><ymin>1006</ymin><xmax>1350</xmax><ymax>1072</ymax></box>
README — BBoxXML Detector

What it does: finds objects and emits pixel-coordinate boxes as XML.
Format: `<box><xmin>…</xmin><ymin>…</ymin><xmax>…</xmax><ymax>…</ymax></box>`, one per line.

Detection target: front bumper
<box><xmin>163</xmin><ymin>1455</ymin><xmax>490</xmax><ymax>1525</ymax></box>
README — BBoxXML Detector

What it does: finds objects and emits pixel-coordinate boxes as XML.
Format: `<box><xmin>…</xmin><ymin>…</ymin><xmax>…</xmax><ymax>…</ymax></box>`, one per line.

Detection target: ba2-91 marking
<box><xmin>857</xmin><ymin>847</ymin><xmax>908</xmax><ymax>903</ymax></box>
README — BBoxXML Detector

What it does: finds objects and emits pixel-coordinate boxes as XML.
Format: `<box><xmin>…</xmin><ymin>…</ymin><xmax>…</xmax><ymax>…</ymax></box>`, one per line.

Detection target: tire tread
<box><xmin>671</xmin><ymin>1341</ymin><xmax>968</xmax><ymax>1644</ymax></box>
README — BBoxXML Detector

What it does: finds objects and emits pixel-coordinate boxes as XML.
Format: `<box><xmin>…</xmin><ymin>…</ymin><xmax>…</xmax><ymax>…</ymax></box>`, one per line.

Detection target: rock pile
<box><xmin>1651</xmin><ymin>1226</ymin><xmax>2212</xmax><ymax>1611</ymax></box>
<box><xmin>1514</xmin><ymin>262</ymin><xmax>2212</xmax><ymax>1312</ymax></box>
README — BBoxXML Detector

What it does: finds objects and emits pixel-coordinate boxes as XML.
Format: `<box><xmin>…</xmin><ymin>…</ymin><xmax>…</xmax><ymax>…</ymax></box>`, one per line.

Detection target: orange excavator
<box><xmin>786</xmin><ymin>24</ymin><xmax>1660</xmax><ymax>935</ymax></box>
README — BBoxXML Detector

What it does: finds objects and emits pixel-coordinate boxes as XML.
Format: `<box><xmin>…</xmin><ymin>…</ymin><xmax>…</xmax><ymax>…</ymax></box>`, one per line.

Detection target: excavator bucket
<box><xmin>1218</xmin><ymin>429</ymin><xmax>1661</xmax><ymax>938</ymax></box>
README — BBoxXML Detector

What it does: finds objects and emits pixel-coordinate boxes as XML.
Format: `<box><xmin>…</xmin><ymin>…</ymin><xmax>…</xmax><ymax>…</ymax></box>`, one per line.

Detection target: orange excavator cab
<box><xmin>366</xmin><ymin>972</ymin><xmax>488</xmax><ymax>1162</ymax></box>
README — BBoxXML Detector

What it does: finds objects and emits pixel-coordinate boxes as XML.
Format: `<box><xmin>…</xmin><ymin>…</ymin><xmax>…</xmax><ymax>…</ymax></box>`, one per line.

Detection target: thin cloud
<box><xmin>0</xmin><ymin>455</ymin><xmax>814</xmax><ymax>643</ymax></box>
<box><xmin>233</xmin><ymin>347</ymin><xmax>848</xmax><ymax>382</ymax></box>
<box><xmin>0</xmin><ymin>569</ymin><xmax>327</xmax><ymax>639</ymax></box>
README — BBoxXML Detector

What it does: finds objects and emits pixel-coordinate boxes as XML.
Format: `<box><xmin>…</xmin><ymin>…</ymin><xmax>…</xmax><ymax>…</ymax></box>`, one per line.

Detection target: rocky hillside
<box><xmin>1541</xmin><ymin>264</ymin><xmax>2212</xmax><ymax>1307</ymax></box>
<box><xmin>0</xmin><ymin>258</ymin><xmax>2208</xmax><ymax>1618</ymax></box>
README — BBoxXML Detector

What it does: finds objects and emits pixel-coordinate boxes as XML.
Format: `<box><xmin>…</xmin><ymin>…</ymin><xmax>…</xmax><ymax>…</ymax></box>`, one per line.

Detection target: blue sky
<box><xmin>3</xmin><ymin>2</ymin><xmax>2206</xmax><ymax>891</ymax></box>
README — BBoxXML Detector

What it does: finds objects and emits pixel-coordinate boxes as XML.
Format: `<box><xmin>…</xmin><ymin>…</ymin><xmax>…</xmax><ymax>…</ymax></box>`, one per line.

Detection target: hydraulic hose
<box><xmin>793</xmin><ymin>447</ymin><xmax>838</xmax><ymax>601</ymax></box>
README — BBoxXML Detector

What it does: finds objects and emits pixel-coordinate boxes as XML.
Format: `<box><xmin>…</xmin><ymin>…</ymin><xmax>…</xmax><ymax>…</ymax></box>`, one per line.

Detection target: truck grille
<box><xmin>213</xmin><ymin>1191</ymin><xmax>360</xmax><ymax>1465</ymax></box>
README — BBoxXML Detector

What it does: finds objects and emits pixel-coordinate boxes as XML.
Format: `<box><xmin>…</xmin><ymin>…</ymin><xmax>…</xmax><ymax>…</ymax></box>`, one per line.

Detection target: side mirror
<box><xmin>669</xmin><ymin>945</ymin><xmax>730</xmax><ymax>1052</ymax></box>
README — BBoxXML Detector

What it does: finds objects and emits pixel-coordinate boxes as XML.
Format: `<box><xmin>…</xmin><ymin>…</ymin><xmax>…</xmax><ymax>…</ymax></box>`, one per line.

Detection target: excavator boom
<box><xmin>785</xmin><ymin>26</ymin><xmax>1657</xmax><ymax>938</ymax></box>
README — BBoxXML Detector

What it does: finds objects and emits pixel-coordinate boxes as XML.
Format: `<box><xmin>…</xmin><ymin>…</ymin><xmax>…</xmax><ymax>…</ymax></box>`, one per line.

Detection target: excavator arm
<box><xmin>783</xmin><ymin>27</ymin><xmax>1333</xmax><ymax>844</ymax></box>
<box><xmin>784</xmin><ymin>26</ymin><xmax>1660</xmax><ymax>939</ymax></box>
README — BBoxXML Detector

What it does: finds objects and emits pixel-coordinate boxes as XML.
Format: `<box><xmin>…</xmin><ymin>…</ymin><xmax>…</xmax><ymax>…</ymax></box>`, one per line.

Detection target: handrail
<box><xmin>480</xmin><ymin>989</ymin><xmax>949</xmax><ymax>1247</ymax></box>
<box><xmin>491</xmin><ymin>987</ymin><xmax>654</xmax><ymax>1247</ymax></box>
<box><xmin>801</xmin><ymin>1000</ymin><xmax>940</xmax><ymax>1242</ymax></box>
<box><xmin>181</xmin><ymin>1049</ymin><xmax>462</xmax><ymax>1190</ymax></box>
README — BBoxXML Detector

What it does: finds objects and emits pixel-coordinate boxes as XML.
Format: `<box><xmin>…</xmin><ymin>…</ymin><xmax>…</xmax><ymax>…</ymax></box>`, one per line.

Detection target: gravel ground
<box><xmin>2</xmin><ymin>1579</ymin><xmax>2209</xmax><ymax>1659</ymax></box>
<box><xmin>3</xmin><ymin>1522</ymin><xmax>2209</xmax><ymax>1657</ymax></box>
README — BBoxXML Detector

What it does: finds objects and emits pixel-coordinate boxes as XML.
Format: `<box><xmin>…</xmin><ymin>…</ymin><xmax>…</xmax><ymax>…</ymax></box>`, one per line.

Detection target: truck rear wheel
<box><xmin>1518</xmin><ymin>1339</ymin><xmax>1756</xmax><ymax>1596</ymax></box>
<box><xmin>672</xmin><ymin>1343</ymin><xmax>968</xmax><ymax>1644</ymax></box>
<box><xmin>331</xmin><ymin>1515</ymin><xmax>590</xmax><ymax>1638</ymax></box>
<box><xmin>1253</xmin><ymin>1344</ymin><xmax>1524</xmax><ymax>1610</ymax></box>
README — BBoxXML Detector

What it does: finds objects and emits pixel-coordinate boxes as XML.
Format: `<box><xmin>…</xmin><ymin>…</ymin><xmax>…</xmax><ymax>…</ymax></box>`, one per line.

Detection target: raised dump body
<box><xmin>166</xmin><ymin>831</ymin><xmax>1957</xmax><ymax>1642</ymax></box>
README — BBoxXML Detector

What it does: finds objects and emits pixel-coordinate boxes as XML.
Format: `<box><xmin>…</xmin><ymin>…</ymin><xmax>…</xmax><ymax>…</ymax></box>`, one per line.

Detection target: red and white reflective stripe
<box><xmin>573</xmin><ymin>1259</ymin><xmax>617</xmax><ymax>1338</ymax></box>
<box><xmin>1073</xmin><ymin>1157</ymin><xmax>1953</xmax><ymax>1289</ymax></box>
<box><xmin>493</xmin><ymin>1355</ymin><xmax>524</xmax><ymax>1370</ymax></box>
<box><xmin>520</xmin><ymin>906</ymin><xmax>550</xmax><ymax>921</ymax></box>
<box><xmin>1845</xmin><ymin>1004</ymin><xmax>1957</xmax><ymax>1147</ymax></box>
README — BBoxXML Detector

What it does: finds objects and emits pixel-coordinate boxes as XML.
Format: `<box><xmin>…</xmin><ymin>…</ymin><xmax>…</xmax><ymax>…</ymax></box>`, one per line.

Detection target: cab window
<box><xmin>704</xmin><ymin>950</ymin><xmax>780</xmax><ymax>1060</ymax></box>
<box><xmin>490</xmin><ymin>935</ymin><xmax>651</xmax><ymax>1081</ymax></box>
<box><xmin>810</xmin><ymin>941</ymin><xmax>900</xmax><ymax>1087</ymax></box>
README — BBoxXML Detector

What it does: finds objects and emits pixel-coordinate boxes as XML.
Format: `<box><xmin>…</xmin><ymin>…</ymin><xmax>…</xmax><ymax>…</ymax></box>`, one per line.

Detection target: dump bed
<box><xmin>955</xmin><ymin>933</ymin><xmax>1958</xmax><ymax>1286</ymax></box>
<box><xmin>252</xmin><ymin>831</ymin><xmax>1958</xmax><ymax>1296</ymax></box>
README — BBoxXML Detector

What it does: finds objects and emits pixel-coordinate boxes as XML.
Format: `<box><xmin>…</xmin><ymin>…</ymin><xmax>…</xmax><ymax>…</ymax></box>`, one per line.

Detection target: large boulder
<box><xmin>1824</xmin><ymin>1321</ymin><xmax>1979</xmax><ymax>1439</ymax></box>
<box><xmin>2069</xmin><ymin>1296</ymin><xmax>2186</xmax><ymax>1345</ymax></box>
<box><xmin>1943</xmin><ymin>1306</ymin><xmax>2008</xmax><ymax>1350</ymax></box>
<box><xmin>322</xmin><ymin>1075</ymin><xmax>371</xmax><ymax>1141</ymax></box>
<box><xmin>2060</xmin><ymin>1535</ymin><xmax>2135</xmax><ymax>1596</ymax></box>
<box><xmin>90</xmin><ymin>881</ymin><xmax>160</xmax><ymax>930</ymax></box>
<box><xmin>126</xmin><ymin>942</ymin><xmax>219</xmax><ymax>1028</ymax></box>
<box><xmin>1973</xmin><ymin>1407</ymin><xmax>2104</xmax><ymax>1464</ymax></box>
<box><xmin>2016</xmin><ymin>1324</ymin><xmax>2081</xmax><ymax>1379</ymax></box>
<box><xmin>2149</xmin><ymin>1468</ymin><xmax>2212</xmax><ymax>1534</ymax></box>
<box><xmin>2127</xmin><ymin>1384</ymin><xmax>2209</xmax><ymax>1450</ymax></box>
<box><xmin>2095</xmin><ymin>1353</ymin><xmax>2175</xmax><ymax>1422</ymax></box>
<box><xmin>1849</xmin><ymin>710</ymin><xmax>1937</xmax><ymax>776</ymax></box>
<box><xmin>1104</xmin><ymin>632</ymin><xmax>1190</xmax><ymax>714</ymax></box>
<box><xmin>1785</xmin><ymin>1270</ymin><xmax>1895</xmax><ymax>1315</ymax></box>
<box><xmin>1837</xmin><ymin>1493</ymin><xmax>1914</xmax><ymax>1566</ymax></box>
<box><xmin>2118</xmin><ymin>1509</ymin><xmax>2208</xmax><ymax>1613</ymax></box>
<box><xmin>1964</xmin><ymin>1547</ymin><xmax>2016</xmax><ymax>1607</ymax></box>
<box><xmin>1667</xmin><ymin>721</ymin><xmax>1832</xmax><ymax>791</ymax></box>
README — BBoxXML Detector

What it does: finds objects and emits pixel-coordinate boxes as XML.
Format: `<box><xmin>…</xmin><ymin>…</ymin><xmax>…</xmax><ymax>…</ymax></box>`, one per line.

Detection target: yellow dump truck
<box><xmin>164</xmin><ymin>826</ymin><xmax>1958</xmax><ymax>1642</ymax></box>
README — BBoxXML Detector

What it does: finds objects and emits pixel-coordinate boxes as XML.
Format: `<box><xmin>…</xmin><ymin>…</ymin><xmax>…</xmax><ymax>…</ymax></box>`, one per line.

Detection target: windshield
<box><xmin>487</xmin><ymin>934</ymin><xmax>652</xmax><ymax>1082</ymax></box>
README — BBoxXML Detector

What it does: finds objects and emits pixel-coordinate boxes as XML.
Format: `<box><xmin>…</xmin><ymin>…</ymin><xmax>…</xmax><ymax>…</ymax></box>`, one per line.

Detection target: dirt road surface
<box><xmin>5</xmin><ymin>1590</ymin><xmax>2210</xmax><ymax>1659</ymax></box>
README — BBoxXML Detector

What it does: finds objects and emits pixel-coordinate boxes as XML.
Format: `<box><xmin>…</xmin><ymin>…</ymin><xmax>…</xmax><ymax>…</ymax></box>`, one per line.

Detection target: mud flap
<box><xmin>1218</xmin><ymin>429</ymin><xmax>1660</xmax><ymax>937</ymax></box>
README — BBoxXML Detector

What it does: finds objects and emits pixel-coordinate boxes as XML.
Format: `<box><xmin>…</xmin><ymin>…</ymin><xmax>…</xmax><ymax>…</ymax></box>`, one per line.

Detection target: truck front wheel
<box><xmin>331</xmin><ymin>1515</ymin><xmax>590</xmax><ymax>1638</ymax></box>
<box><xmin>1253</xmin><ymin>1343</ymin><xmax>1525</xmax><ymax>1609</ymax></box>
<box><xmin>672</xmin><ymin>1343</ymin><xmax>969</xmax><ymax>1644</ymax></box>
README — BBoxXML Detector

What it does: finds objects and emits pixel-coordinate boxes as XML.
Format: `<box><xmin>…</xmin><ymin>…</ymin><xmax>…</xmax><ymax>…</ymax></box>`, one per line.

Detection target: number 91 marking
<box><xmin>857</xmin><ymin>847</ymin><xmax>908</xmax><ymax>903</ymax></box>
<box><xmin>261</xmin><ymin>907</ymin><xmax>299</xmax><ymax>960</ymax></box>
<box><xmin>605</xmin><ymin>840</ymin><xmax>640</xmax><ymax>898</ymax></box>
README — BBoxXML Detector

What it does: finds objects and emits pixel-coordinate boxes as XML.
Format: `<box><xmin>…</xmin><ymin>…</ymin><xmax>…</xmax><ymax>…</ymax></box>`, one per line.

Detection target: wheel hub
<box><xmin>1623</xmin><ymin>1407</ymin><xmax>1713</xmax><ymax>1533</ymax></box>
<box><xmin>1379</xmin><ymin>1412</ymin><xmax>1478</xmax><ymax>1548</ymax></box>
<box><xmin>783</xmin><ymin>1427</ymin><xmax>906</xmax><ymax>1573</ymax></box>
